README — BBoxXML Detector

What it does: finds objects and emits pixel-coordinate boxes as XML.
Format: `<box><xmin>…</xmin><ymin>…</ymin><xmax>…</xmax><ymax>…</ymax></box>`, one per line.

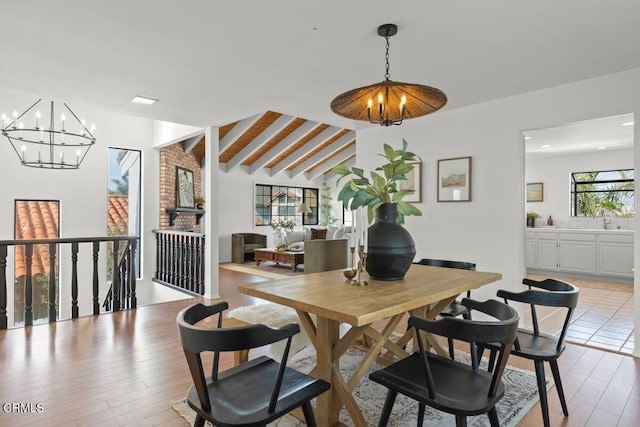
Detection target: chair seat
<box><xmin>369</xmin><ymin>352</ymin><xmax>504</xmax><ymax>416</ymax></box>
<box><xmin>243</xmin><ymin>243</ymin><xmax>264</xmax><ymax>253</ymax></box>
<box><xmin>187</xmin><ymin>356</ymin><xmax>330</xmax><ymax>427</ymax></box>
<box><xmin>512</xmin><ymin>329</ymin><xmax>565</xmax><ymax>360</ymax></box>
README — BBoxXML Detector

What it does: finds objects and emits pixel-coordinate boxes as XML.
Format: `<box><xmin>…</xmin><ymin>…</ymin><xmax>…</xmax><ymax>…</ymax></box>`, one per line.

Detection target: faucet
<box><xmin>593</xmin><ymin>208</ymin><xmax>611</xmax><ymax>229</ymax></box>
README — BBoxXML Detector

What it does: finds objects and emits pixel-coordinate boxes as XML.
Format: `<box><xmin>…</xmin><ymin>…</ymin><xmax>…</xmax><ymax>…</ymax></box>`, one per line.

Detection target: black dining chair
<box><xmin>370</xmin><ymin>298</ymin><xmax>519</xmax><ymax>427</ymax></box>
<box><xmin>480</xmin><ymin>278</ymin><xmax>579</xmax><ymax>427</ymax></box>
<box><xmin>176</xmin><ymin>301</ymin><xmax>330</xmax><ymax>427</ymax></box>
<box><xmin>414</xmin><ymin>258</ymin><xmax>477</xmax><ymax>359</ymax></box>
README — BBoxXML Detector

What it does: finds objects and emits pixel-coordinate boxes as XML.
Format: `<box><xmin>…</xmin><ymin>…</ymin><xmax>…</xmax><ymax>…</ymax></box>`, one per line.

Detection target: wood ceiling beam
<box><xmin>218</xmin><ymin>113</ymin><xmax>263</xmax><ymax>153</ymax></box>
<box><xmin>270</xmin><ymin>126</ymin><xmax>343</xmax><ymax>177</ymax></box>
<box><xmin>248</xmin><ymin>120</ymin><xmax>321</xmax><ymax>175</ymax></box>
<box><xmin>289</xmin><ymin>131</ymin><xmax>355</xmax><ymax>178</ymax></box>
<box><xmin>224</xmin><ymin>115</ymin><xmax>297</xmax><ymax>172</ymax></box>
<box><xmin>306</xmin><ymin>146</ymin><xmax>356</xmax><ymax>180</ymax></box>
<box><xmin>183</xmin><ymin>134</ymin><xmax>204</xmax><ymax>154</ymax></box>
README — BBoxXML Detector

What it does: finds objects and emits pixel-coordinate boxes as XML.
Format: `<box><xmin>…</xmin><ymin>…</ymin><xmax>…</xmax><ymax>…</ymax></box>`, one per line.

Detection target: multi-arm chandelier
<box><xmin>1</xmin><ymin>99</ymin><xmax>96</xmax><ymax>169</ymax></box>
<box><xmin>330</xmin><ymin>24</ymin><xmax>447</xmax><ymax>126</ymax></box>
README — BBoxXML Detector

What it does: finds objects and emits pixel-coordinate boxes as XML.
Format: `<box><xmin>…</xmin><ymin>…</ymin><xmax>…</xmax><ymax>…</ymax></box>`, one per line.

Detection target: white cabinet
<box><xmin>598</xmin><ymin>234</ymin><xmax>634</xmax><ymax>278</ymax></box>
<box><xmin>526</xmin><ymin>231</ymin><xmax>536</xmax><ymax>268</ymax></box>
<box><xmin>558</xmin><ymin>233</ymin><xmax>596</xmax><ymax>274</ymax></box>
<box><xmin>526</xmin><ymin>229</ymin><xmax>633</xmax><ymax>279</ymax></box>
<box><xmin>536</xmin><ymin>232</ymin><xmax>558</xmax><ymax>270</ymax></box>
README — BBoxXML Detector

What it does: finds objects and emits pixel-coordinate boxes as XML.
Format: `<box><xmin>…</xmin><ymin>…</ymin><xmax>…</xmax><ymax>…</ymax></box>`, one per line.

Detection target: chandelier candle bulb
<box><xmin>21</xmin><ymin>144</ymin><xmax>26</xmax><ymax>161</ymax></box>
<box><xmin>1</xmin><ymin>114</ymin><xmax>6</xmax><ymax>129</ymax></box>
<box><xmin>12</xmin><ymin>110</ymin><xmax>18</xmax><ymax>128</ymax></box>
<box><xmin>60</xmin><ymin>114</ymin><xmax>66</xmax><ymax>132</ymax></box>
<box><xmin>35</xmin><ymin>110</ymin><xmax>41</xmax><ymax>128</ymax></box>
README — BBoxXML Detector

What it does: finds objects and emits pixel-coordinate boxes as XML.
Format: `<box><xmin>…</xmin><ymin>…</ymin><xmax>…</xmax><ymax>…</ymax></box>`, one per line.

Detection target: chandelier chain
<box><xmin>384</xmin><ymin>35</ymin><xmax>391</xmax><ymax>80</ymax></box>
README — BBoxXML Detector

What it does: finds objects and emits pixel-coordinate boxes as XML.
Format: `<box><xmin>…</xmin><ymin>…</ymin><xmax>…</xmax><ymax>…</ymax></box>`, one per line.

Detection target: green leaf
<box><xmin>351</xmin><ymin>189</ymin><xmax>371</xmax><ymax>209</ymax></box>
<box><xmin>371</xmin><ymin>171</ymin><xmax>385</xmax><ymax>190</ymax></box>
<box><xmin>397</xmin><ymin>201</ymin><xmax>422</xmax><ymax>216</ymax></box>
<box><xmin>391</xmin><ymin>189</ymin><xmax>414</xmax><ymax>202</ymax></box>
<box><xmin>383</xmin><ymin>143</ymin><xmax>395</xmax><ymax>162</ymax></box>
<box><xmin>331</xmin><ymin>164</ymin><xmax>351</xmax><ymax>176</ymax></box>
<box><xmin>352</xmin><ymin>167</ymin><xmax>365</xmax><ymax>178</ymax></box>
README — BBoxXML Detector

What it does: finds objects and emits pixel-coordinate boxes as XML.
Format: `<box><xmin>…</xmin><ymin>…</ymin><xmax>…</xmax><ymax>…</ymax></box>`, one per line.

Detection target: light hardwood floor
<box><xmin>0</xmin><ymin>268</ymin><xmax>639</xmax><ymax>426</ymax></box>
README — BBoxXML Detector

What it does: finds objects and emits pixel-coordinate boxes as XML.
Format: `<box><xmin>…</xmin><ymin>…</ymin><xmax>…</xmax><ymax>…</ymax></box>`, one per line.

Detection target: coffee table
<box><xmin>254</xmin><ymin>248</ymin><xmax>304</xmax><ymax>272</ymax></box>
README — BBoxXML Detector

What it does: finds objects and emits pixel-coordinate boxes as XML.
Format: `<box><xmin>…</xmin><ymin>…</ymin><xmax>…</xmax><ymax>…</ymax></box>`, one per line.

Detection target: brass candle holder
<box><xmin>352</xmin><ymin>245</ymin><xmax>368</xmax><ymax>286</ymax></box>
<box><xmin>343</xmin><ymin>246</ymin><xmax>357</xmax><ymax>280</ymax></box>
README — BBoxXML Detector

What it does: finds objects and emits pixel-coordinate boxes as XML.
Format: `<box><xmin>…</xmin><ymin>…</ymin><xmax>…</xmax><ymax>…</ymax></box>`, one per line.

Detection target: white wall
<box><xmin>354</xmin><ymin>69</ymin><xmax>640</xmax><ymax>353</ymax></box>
<box><xmin>218</xmin><ymin>166</ymin><xmax>325</xmax><ymax>262</ymax></box>
<box><xmin>526</xmin><ymin>148</ymin><xmax>634</xmax><ymax>228</ymax></box>
<box><xmin>0</xmin><ymin>91</ymin><xmax>161</xmax><ymax>321</ymax></box>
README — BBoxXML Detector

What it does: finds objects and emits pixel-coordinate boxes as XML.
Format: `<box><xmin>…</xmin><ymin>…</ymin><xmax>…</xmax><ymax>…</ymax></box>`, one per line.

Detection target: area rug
<box><xmin>220</xmin><ymin>262</ymin><xmax>301</xmax><ymax>279</ymax></box>
<box><xmin>172</xmin><ymin>347</ymin><xmax>547</xmax><ymax>427</ymax></box>
<box><xmin>226</xmin><ymin>303</ymin><xmax>313</xmax><ymax>360</ymax></box>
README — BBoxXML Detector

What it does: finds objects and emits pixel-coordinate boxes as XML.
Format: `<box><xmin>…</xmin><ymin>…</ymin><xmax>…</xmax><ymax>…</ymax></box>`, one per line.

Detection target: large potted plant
<box><xmin>333</xmin><ymin>139</ymin><xmax>421</xmax><ymax>280</ymax></box>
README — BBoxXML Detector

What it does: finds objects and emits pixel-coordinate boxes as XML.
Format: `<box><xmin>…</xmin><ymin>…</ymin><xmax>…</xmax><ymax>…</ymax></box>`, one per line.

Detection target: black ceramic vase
<box><xmin>365</xmin><ymin>203</ymin><xmax>416</xmax><ymax>281</ymax></box>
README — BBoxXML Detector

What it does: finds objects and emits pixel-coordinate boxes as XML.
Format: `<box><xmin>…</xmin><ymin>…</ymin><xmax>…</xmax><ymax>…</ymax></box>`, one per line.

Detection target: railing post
<box><xmin>130</xmin><ymin>239</ymin><xmax>137</xmax><ymax>309</ymax></box>
<box><xmin>92</xmin><ymin>241</ymin><xmax>100</xmax><ymax>315</ymax></box>
<box><xmin>0</xmin><ymin>245</ymin><xmax>7</xmax><ymax>330</ymax></box>
<box><xmin>24</xmin><ymin>244</ymin><xmax>34</xmax><ymax>326</ymax></box>
<box><xmin>71</xmin><ymin>242</ymin><xmax>79</xmax><ymax>319</ymax></box>
<box><xmin>112</xmin><ymin>240</ymin><xmax>120</xmax><ymax>312</ymax></box>
<box><xmin>48</xmin><ymin>243</ymin><xmax>57</xmax><ymax>323</ymax></box>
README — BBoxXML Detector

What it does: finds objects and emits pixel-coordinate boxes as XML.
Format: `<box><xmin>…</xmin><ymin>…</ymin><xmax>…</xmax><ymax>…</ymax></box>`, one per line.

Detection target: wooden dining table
<box><xmin>237</xmin><ymin>263</ymin><xmax>502</xmax><ymax>427</ymax></box>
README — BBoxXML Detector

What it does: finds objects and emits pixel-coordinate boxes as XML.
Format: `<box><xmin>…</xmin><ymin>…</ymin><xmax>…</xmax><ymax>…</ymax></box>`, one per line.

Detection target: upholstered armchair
<box><xmin>304</xmin><ymin>238</ymin><xmax>349</xmax><ymax>274</ymax></box>
<box><xmin>232</xmin><ymin>233</ymin><xmax>267</xmax><ymax>264</ymax></box>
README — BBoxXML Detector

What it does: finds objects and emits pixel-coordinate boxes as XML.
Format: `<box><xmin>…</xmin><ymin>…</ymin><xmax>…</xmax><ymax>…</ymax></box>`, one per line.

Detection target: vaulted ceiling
<box><xmin>184</xmin><ymin>111</ymin><xmax>356</xmax><ymax>180</ymax></box>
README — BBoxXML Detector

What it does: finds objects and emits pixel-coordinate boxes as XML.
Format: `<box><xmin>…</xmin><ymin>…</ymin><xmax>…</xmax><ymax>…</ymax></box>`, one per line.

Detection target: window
<box><xmin>108</xmin><ymin>148</ymin><xmax>142</xmax><ymax>278</ymax></box>
<box><xmin>255</xmin><ymin>184</ymin><xmax>318</xmax><ymax>227</ymax></box>
<box><xmin>14</xmin><ymin>199</ymin><xmax>60</xmax><ymax>325</ymax></box>
<box><xmin>571</xmin><ymin>169</ymin><xmax>634</xmax><ymax>217</ymax></box>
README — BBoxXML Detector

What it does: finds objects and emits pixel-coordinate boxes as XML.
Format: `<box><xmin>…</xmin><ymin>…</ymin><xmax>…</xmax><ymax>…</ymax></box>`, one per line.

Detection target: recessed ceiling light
<box><xmin>621</xmin><ymin>121</ymin><xmax>634</xmax><ymax>126</ymax></box>
<box><xmin>541</xmin><ymin>144</ymin><xmax>551</xmax><ymax>148</ymax></box>
<box><xmin>596</xmin><ymin>146</ymin><xmax>608</xmax><ymax>150</ymax></box>
<box><xmin>524</xmin><ymin>136</ymin><xmax>531</xmax><ymax>140</ymax></box>
<box><xmin>131</xmin><ymin>96</ymin><xmax>158</xmax><ymax>105</ymax></box>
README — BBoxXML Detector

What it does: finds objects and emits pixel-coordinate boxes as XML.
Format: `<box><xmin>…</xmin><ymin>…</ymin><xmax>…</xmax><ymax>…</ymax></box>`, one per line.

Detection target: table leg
<box><xmin>315</xmin><ymin>317</ymin><xmax>341</xmax><ymax>427</ymax></box>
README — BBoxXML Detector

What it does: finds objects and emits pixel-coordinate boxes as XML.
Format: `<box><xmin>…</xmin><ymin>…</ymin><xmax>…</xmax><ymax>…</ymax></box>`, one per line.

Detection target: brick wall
<box><xmin>159</xmin><ymin>142</ymin><xmax>203</xmax><ymax>231</ymax></box>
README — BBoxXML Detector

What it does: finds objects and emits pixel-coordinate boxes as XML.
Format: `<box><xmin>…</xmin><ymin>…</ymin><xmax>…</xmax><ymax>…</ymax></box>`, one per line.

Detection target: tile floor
<box><xmin>527</xmin><ymin>274</ymin><xmax>634</xmax><ymax>355</ymax></box>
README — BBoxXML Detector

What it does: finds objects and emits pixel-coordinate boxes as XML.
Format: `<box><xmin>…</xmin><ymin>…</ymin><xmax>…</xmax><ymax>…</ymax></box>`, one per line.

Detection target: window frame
<box><xmin>254</xmin><ymin>183</ymin><xmax>319</xmax><ymax>227</ymax></box>
<box><xmin>570</xmin><ymin>168</ymin><xmax>634</xmax><ymax>217</ymax></box>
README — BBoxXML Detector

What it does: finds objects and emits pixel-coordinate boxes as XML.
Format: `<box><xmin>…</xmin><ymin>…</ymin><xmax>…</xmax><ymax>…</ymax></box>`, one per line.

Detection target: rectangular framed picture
<box><xmin>176</xmin><ymin>166</ymin><xmax>195</xmax><ymax>208</ymax></box>
<box><xmin>398</xmin><ymin>161</ymin><xmax>422</xmax><ymax>203</ymax></box>
<box><xmin>526</xmin><ymin>182</ymin><xmax>544</xmax><ymax>202</ymax></box>
<box><xmin>437</xmin><ymin>157</ymin><xmax>472</xmax><ymax>202</ymax></box>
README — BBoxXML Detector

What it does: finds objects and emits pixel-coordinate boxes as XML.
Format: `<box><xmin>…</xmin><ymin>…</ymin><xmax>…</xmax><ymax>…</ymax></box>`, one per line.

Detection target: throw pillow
<box><xmin>310</xmin><ymin>228</ymin><xmax>327</xmax><ymax>240</ymax></box>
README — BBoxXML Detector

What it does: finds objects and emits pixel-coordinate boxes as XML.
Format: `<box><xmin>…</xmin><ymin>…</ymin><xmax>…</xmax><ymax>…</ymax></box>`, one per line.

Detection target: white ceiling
<box><xmin>524</xmin><ymin>113</ymin><xmax>635</xmax><ymax>159</ymax></box>
<box><xmin>2</xmin><ymin>1</ymin><xmax>640</xmax><ymax>130</ymax></box>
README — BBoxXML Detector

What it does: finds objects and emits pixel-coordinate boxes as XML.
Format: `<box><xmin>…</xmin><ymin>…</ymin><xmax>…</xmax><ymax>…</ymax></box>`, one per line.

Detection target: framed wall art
<box><xmin>526</xmin><ymin>182</ymin><xmax>544</xmax><ymax>202</ymax></box>
<box><xmin>398</xmin><ymin>161</ymin><xmax>422</xmax><ymax>203</ymax></box>
<box><xmin>437</xmin><ymin>156</ymin><xmax>472</xmax><ymax>202</ymax></box>
<box><xmin>176</xmin><ymin>166</ymin><xmax>195</xmax><ymax>208</ymax></box>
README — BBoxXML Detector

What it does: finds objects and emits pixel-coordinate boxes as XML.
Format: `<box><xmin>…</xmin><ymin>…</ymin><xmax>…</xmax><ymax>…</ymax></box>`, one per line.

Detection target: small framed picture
<box><xmin>437</xmin><ymin>157</ymin><xmax>472</xmax><ymax>202</ymax></box>
<box><xmin>398</xmin><ymin>161</ymin><xmax>422</xmax><ymax>203</ymax></box>
<box><xmin>176</xmin><ymin>166</ymin><xmax>195</xmax><ymax>208</ymax></box>
<box><xmin>526</xmin><ymin>182</ymin><xmax>544</xmax><ymax>202</ymax></box>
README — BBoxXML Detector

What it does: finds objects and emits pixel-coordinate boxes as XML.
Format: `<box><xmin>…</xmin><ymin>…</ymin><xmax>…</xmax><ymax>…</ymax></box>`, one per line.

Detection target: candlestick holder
<box><xmin>351</xmin><ymin>245</ymin><xmax>368</xmax><ymax>286</ymax></box>
<box><xmin>343</xmin><ymin>246</ymin><xmax>357</xmax><ymax>280</ymax></box>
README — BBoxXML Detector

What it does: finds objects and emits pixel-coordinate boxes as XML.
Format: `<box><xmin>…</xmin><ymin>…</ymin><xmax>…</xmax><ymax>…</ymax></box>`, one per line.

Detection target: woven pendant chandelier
<box><xmin>330</xmin><ymin>24</ymin><xmax>447</xmax><ymax>126</ymax></box>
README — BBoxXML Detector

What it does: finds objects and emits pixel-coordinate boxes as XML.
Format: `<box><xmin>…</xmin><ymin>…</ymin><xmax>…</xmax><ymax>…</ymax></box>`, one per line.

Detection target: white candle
<box><xmin>350</xmin><ymin>210</ymin><xmax>355</xmax><ymax>248</ymax></box>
